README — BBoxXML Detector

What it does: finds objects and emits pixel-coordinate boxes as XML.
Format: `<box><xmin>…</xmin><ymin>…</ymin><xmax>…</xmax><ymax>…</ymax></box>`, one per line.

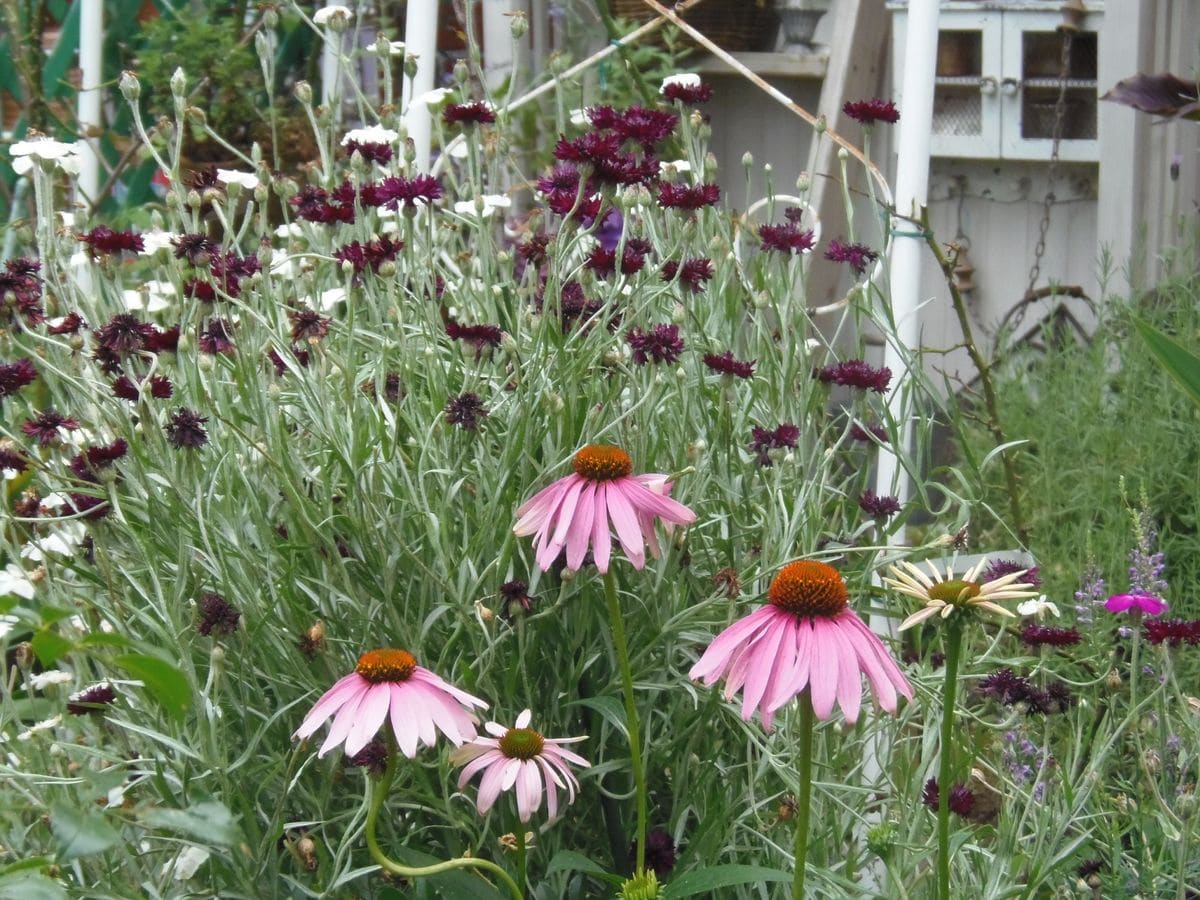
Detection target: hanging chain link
<box><xmin>1024</xmin><ymin>29</ymin><xmax>1074</xmax><ymax>299</ymax></box>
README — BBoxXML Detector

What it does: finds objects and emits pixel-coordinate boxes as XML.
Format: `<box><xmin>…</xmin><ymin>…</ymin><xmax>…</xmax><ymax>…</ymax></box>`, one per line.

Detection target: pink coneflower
<box><xmin>514</xmin><ymin>444</ymin><xmax>696</xmax><ymax>573</ymax></box>
<box><xmin>690</xmin><ymin>561</ymin><xmax>913</xmax><ymax>728</ymax></box>
<box><xmin>843</xmin><ymin>98</ymin><xmax>900</xmax><ymax>125</ymax></box>
<box><xmin>1104</xmin><ymin>593</ymin><xmax>1168</xmax><ymax>616</ymax></box>
<box><xmin>452</xmin><ymin>708</ymin><xmax>589</xmax><ymax>822</ymax></box>
<box><xmin>294</xmin><ymin>648</ymin><xmax>487</xmax><ymax>758</ymax></box>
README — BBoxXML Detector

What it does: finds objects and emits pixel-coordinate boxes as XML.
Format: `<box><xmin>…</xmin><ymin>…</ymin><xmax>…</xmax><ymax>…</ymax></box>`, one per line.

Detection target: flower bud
<box><xmin>186</xmin><ymin>190</ymin><xmax>203</xmax><ymax>209</ymax></box>
<box><xmin>814</xmin><ymin>114</ymin><xmax>826</xmax><ymax>134</ymax></box>
<box><xmin>255</xmin><ymin>30</ymin><xmax>270</xmax><ymax>59</ymax></box>
<box><xmin>263</xmin><ymin>6</ymin><xmax>280</xmax><ymax>28</ymax></box>
<box><xmin>741</xmin><ymin>150</ymin><xmax>754</xmax><ymax>168</ymax></box>
<box><xmin>294</xmin><ymin>80</ymin><xmax>313</xmax><ymax>105</ymax></box>
<box><xmin>402</xmin><ymin>53</ymin><xmax>419</xmax><ymax>80</ymax></box>
<box><xmin>837</xmin><ymin>147</ymin><xmax>850</xmax><ymax>161</ymax></box>
<box><xmin>510</xmin><ymin>10</ymin><xmax>529</xmax><ymax>38</ymax></box>
<box><xmin>119</xmin><ymin>70</ymin><xmax>141</xmax><ymax>102</ymax></box>
<box><xmin>453</xmin><ymin>59</ymin><xmax>470</xmax><ymax>85</ymax></box>
<box><xmin>170</xmin><ymin>67</ymin><xmax>187</xmax><ymax>99</ymax></box>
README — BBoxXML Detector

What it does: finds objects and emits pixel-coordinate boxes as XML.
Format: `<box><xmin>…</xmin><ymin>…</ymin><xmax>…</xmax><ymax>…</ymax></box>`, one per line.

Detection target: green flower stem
<box><xmin>793</xmin><ymin>689</ymin><xmax>815</xmax><ymax>900</ymax></box>
<box><xmin>604</xmin><ymin>567</ymin><xmax>648</xmax><ymax>875</ymax></box>
<box><xmin>364</xmin><ymin>743</ymin><xmax>524</xmax><ymax>900</ymax></box>
<box><xmin>937</xmin><ymin>621</ymin><xmax>965</xmax><ymax>900</ymax></box>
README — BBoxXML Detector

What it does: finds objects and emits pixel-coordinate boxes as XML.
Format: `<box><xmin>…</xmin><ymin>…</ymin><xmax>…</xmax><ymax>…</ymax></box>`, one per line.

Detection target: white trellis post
<box><xmin>401</xmin><ymin>0</ymin><xmax>439</xmax><ymax>170</ymax></box>
<box><xmin>76</xmin><ymin>0</ymin><xmax>104</xmax><ymax>209</ymax></box>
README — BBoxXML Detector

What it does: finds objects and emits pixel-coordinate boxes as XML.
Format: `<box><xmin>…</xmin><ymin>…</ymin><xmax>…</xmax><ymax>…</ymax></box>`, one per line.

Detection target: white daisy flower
<box><xmin>0</xmin><ymin>564</ymin><xmax>36</xmax><ymax>600</ymax></box>
<box><xmin>9</xmin><ymin>138</ymin><xmax>81</xmax><ymax>176</ymax></box>
<box><xmin>453</xmin><ymin>194</ymin><xmax>512</xmax><ymax>217</ymax></box>
<box><xmin>16</xmin><ymin>715</ymin><xmax>62</xmax><ymax>741</ymax></box>
<box><xmin>27</xmin><ymin>670</ymin><xmax>73</xmax><ymax>691</ymax></box>
<box><xmin>216</xmin><ymin>169</ymin><xmax>259</xmax><ymax>191</ymax></box>
<box><xmin>312</xmin><ymin>4</ymin><xmax>352</xmax><ymax>26</ymax></box>
<box><xmin>1017</xmin><ymin>595</ymin><xmax>1060</xmax><ymax>619</ymax></box>
<box><xmin>341</xmin><ymin>124</ymin><xmax>399</xmax><ymax>146</ymax></box>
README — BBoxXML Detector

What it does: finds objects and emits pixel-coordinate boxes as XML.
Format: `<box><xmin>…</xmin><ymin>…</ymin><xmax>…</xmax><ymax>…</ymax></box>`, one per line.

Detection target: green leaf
<box><xmin>661</xmin><ymin>865</ymin><xmax>791</xmax><ymax>899</ymax></box>
<box><xmin>567</xmin><ymin>695</ymin><xmax>628</xmax><ymax>740</ymax></box>
<box><xmin>1133</xmin><ymin>317</ymin><xmax>1200</xmax><ymax>408</ymax></box>
<box><xmin>30</xmin><ymin>631</ymin><xmax>74</xmax><ymax>668</ymax></box>
<box><xmin>545</xmin><ymin>850</ymin><xmax>623</xmax><ymax>886</ymax></box>
<box><xmin>113</xmin><ymin>654</ymin><xmax>192</xmax><ymax>721</ymax></box>
<box><xmin>50</xmin><ymin>804</ymin><xmax>119</xmax><ymax>861</ymax></box>
<box><xmin>40</xmin><ymin>1</ymin><xmax>80</xmax><ymax>100</ymax></box>
<box><xmin>0</xmin><ymin>871</ymin><xmax>67</xmax><ymax>900</ymax></box>
<box><xmin>140</xmin><ymin>800</ymin><xmax>242</xmax><ymax>847</ymax></box>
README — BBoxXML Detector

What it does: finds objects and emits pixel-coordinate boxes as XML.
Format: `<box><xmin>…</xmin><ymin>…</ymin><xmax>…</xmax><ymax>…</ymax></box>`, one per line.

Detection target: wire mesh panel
<box><xmin>1018</xmin><ymin>30</ymin><xmax>1098</xmax><ymax>141</ymax></box>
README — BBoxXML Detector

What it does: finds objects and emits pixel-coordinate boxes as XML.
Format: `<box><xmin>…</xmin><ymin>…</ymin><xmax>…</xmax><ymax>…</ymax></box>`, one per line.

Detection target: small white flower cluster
<box><xmin>9</xmin><ymin>137</ymin><xmax>81</xmax><ymax>176</ymax></box>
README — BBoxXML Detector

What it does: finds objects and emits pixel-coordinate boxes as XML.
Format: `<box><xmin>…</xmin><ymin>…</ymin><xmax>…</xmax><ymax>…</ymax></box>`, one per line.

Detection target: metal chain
<box><xmin>1024</xmin><ymin>29</ymin><xmax>1074</xmax><ymax>300</ymax></box>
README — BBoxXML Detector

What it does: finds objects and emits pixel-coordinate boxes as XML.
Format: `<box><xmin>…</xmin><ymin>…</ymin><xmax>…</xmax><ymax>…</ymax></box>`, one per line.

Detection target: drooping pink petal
<box><xmin>476</xmin><ymin>758</ymin><xmax>509</xmax><ymax>814</ymax></box>
<box><xmin>402</xmin><ymin>682</ymin><xmax>440</xmax><ymax>749</ymax></box>
<box><xmin>344</xmin><ymin>683</ymin><xmax>391</xmax><ymax>756</ymax></box>
<box><xmin>689</xmin><ymin>605</ymin><xmax>776</xmax><ymax>682</ymax></box>
<box><xmin>565</xmin><ymin>482</ymin><xmax>596</xmax><ymax>570</ymax></box>
<box><xmin>517</xmin><ymin>761</ymin><xmax>543</xmax><ymax>822</ymax></box>
<box><xmin>411</xmin><ymin>667</ymin><xmax>488</xmax><ymax>711</ymax></box>
<box><xmin>294</xmin><ymin>672</ymin><xmax>364</xmax><ymax>739</ymax></box>
<box><xmin>828</xmin><ymin>620</ymin><xmax>862</xmax><ymax>724</ymax></box>
<box><xmin>843</xmin><ymin>612</ymin><xmax>913</xmax><ymax>706</ymax></box>
<box><xmin>514</xmin><ymin>476</ymin><xmax>574</xmax><ymax>535</ymax></box>
<box><xmin>548</xmin><ymin>476</ymin><xmax>586</xmax><ymax>551</ymax></box>
<box><xmin>389</xmin><ymin>684</ymin><xmax>421</xmax><ymax>757</ymax></box>
<box><xmin>591</xmin><ymin>483</ymin><xmax>612</xmax><ymax>572</ymax></box>
<box><xmin>605</xmin><ymin>481</ymin><xmax>647</xmax><ymax>569</ymax></box>
<box><xmin>537</xmin><ymin>756</ymin><xmax>560</xmax><ymax>820</ymax></box>
<box><xmin>627</xmin><ymin>477</ymin><xmax>697</xmax><ymax>524</ymax></box>
<box><xmin>457</xmin><ymin>748</ymin><xmax>505</xmax><ymax>789</ymax></box>
<box><xmin>808</xmin><ymin>618</ymin><xmax>837</xmax><ymax>719</ymax></box>
<box><xmin>741</xmin><ymin>613</ymin><xmax>788</xmax><ymax>721</ymax></box>
<box><xmin>320</xmin><ymin>684</ymin><xmax>371</xmax><ymax>756</ymax></box>
<box><xmin>768</xmin><ymin>616</ymin><xmax>813</xmax><ymax>713</ymax></box>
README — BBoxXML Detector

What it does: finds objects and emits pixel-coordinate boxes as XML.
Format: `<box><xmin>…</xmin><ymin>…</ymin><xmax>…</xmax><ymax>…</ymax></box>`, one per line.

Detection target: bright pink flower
<box><xmin>514</xmin><ymin>444</ymin><xmax>696</xmax><ymax>573</ymax></box>
<box><xmin>690</xmin><ymin>561</ymin><xmax>912</xmax><ymax>729</ymax></box>
<box><xmin>293</xmin><ymin>648</ymin><xmax>487</xmax><ymax>758</ymax></box>
<box><xmin>1104</xmin><ymin>593</ymin><xmax>1168</xmax><ymax>616</ymax></box>
<box><xmin>452</xmin><ymin>709</ymin><xmax>589</xmax><ymax>822</ymax></box>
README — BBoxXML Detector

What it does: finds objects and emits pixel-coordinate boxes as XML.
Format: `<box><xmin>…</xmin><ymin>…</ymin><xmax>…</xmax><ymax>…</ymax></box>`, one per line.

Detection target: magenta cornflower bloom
<box><xmin>197</xmin><ymin>592</ymin><xmax>241</xmax><ymax>637</ymax></box>
<box><xmin>815</xmin><ymin>359</ymin><xmax>892</xmax><ymax>393</ymax></box>
<box><xmin>825</xmin><ymin>239</ymin><xmax>879</xmax><ymax>274</ymax></box>
<box><xmin>703</xmin><ymin>351</ymin><xmax>755</xmax><ymax>379</ymax></box>
<box><xmin>78</xmin><ymin>226</ymin><xmax>144</xmax><ymax>256</ymax></box>
<box><xmin>514</xmin><ymin>444</ymin><xmax>696</xmax><ymax>573</ymax></box>
<box><xmin>48</xmin><ymin>312</ymin><xmax>84</xmax><ymax>335</ymax></box>
<box><xmin>1105</xmin><ymin>593</ymin><xmax>1168</xmax><ymax>616</ymax></box>
<box><xmin>173</xmin><ymin>233</ymin><xmax>216</xmax><ymax>266</ymax></box>
<box><xmin>922</xmin><ymin>778</ymin><xmax>973</xmax><ymax>818</ymax></box>
<box><xmin>445</xmin><ymin>319</ymin><xmax>503</xmax><ymax>355</ymax></box>
<box><xmin>0</xmin><ymin>358</ymin><xmax>38</xmax><ymax>400</ymax></box>
<box><xmin>661</xmin><ymin>257</ymin><xmax>714</xmax><ymax>293</ymax></box>
<box><xmin>199</xmin><ymin>318</ymin><xmax>236</xmax><ymax>355</ymax></box>
<box><xmin>22</xmin><ymin>409</ymin><xmax>80</xmax><ymax>446</ymax></box>
<box><xmin>1143</xmin><ymin>618</ymin><xmax>1200</xmax><ymax>647</ymax></box>
<box><xmin>662</xmin><ymin>79</ymin><xmax>713</xmax><ymax>105</ymax></box>
<box><xmin>443</xmin><ymin>101</ymin><xmax>496</xmax><ymax>126</ymax></box>
<box><xmin>378</xmin><ymin>174</ymin><xmax>444</xmax><ymax>210</ymax></box>
<box><xmin>850</xmin><ymin>423</ymin><xmax>889</xmax><ymax>443</ymax></box>
<box><xmin>758</xmin><ymin>223</ymin><xmax>815</xmax><ymax>255</ymax></box>
<box><xmin>750</xmin><ymin>423</ymin><xmax>799</xmax><ymax>467</ymax></box>
<box><xmin>294</xmin><ymin>648</ymin><xmax>487</xmax><ymax>758</ymax></box>
<box><xmin>69</xmin><ymin>438</ymin><xmax>129</xmax><ymax>482</ymax></box>
<box><xmin>690</xmin><ymin>561</ymin><xmax>913</xmax><ymax>728</ymax></box>
<box><xmin>445</xmin><ymin>393</ymin><xmax>488</xmax><ymax>431</ymax></box>
<box><xmin>585</xmin><ymin>238</ymin><xmax>652</xmax><ymax>277</ymax></box>
<box><xmin>343</xmin><ymin>140</ymin><xmax>393</xmax><ymax>164</ymax></box>
<box><xmin>67</xmin><ymin>683</ymin><xmax>117</xmax><ymax>715</ymax></box>
<box><xmin>859</xmin><ymin>490</ymin><xmax>901</xmax><ymax>519</ymax></box>
<box><xmin>626</xmin><ymin>324</ymin><xmax>684</xmax><ymax>365</ymax></box>
<box><xmin>657</xmin><ymin>182</ymin><xmax>720</xmax><ymax>210</ymax></box>
<box><xmin>290</xmin><ymin>308</ymin><xmax>332</xmax><ymax>343</ymax></box>
<box><xmin>843</xmin><ymin>98</ymin><xmax>900</xmax><ymax>125</ymax></box>
<box><xmin>613</xmin><ymin>105</ymin><xmax>678</xmax><ymax>148</ymax></box>
<box><xmin>165</xmin><ymin>408</ymin><xmax>209</xmax><ymax>450</ymax></box>
<box><xmin>452</xmin><ymin>709</ymin><xmax>589</xmax><ymax>822</ymax></box>
<box><xmin>1021</xmin><ymin>624</ymin><xmax>1082</xmax><ymax>647</ymax></box>
<box><xmin>0</xmin><ymin>447</ymin><xmax>28</xmax><ymax>473</ymax></box>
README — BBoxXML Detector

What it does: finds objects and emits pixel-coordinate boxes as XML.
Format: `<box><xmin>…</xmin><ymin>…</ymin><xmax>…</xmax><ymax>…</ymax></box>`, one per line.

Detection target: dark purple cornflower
<box><xmin>343</xmin><ymin>140</ymin><xmax>393</xmax><ymax>164</ymax></box>
<box><xmin>0</xmin><ymin>258</ymin><xmax>44</xmax><ymax>324</ymax></box>
<box><xmin>211</xmin><ymin>252</ymin><xmax>261</xmax><ymax>298</ymax></box>
<box><xmin>784</xmin><ymin>206</ymin><xmax>807</xmax><ymax>224</ymax></box>
<box><xmin>22</xmin><ymin>409</ymin><xmax>80</xmax><ymax>446</ymax></box>
<box><xmin>585</xmin><ymin>238</ymin><xmax>653</xmax><ymax>277</ymax></box>
<box><xmin>360</xmin><ymin>371</ymin><xmax>403</xmax><ymax>403</ymax></box>
<box><xmin>344</xmin><ymin>737</ymin><xmax>389</xmax><ymax>776</ymax></box>
<box><xmin>1143</xmin><ymin>618</ymin><xmax>1200</xmax><ymax>647</ymax></box>
<box><xmin>184</xmin><ymin>166</ymin><xmax>221</xmax><ymax>191</ymax></box>
<box><xmin>703</xmin><ymin>351</ymin><xmax>755</xmax><ymax>379</ymax></box>
<box><xmin>0</xmin><ymin>358</ymin><xmax>38</xmax><ymax>399</ymax></box>
<box><xmin>445</xmin><ymin>393</ymin><xmax>487</xmax><ymax>431</ymax></box>
<box><xmin>146</xmin><ymin>325</ymin><xmax>180</xmax><ymax>354</ymax></box>
<box><xmin>859</xmin><ymin>490</ymin><xmax>901</xmax><ymax>519</ymax></box>
<box><xmin>612</xmin><ymin>106</ymin><xmax>678</xmax><ymax>148</ymax></box>
<box><xmin>499</xmin><ymin>580</ymin><xmax>536</xmax><ymax>620</ymax></box>
<box><xmin>850</xmin><ymin>423</ymin><xmax>889</xmax><ymax>443</ymax></box>
<box><xmin>197</xmin><ymin>591</ymin><xmax>240</xmax><ymax>637</ymax></box>
<box><xmin>268</xmin><ymin>347</ymin><xmax>312</xmax><ymax>377</ymax></box>
<box><xmin>199</xmin><ymin>318</ymin><xmax>236</xmax><ymax>355</ymax></box>
<box><xmin>290</xmin><ymin>308</ymin><xmax>331</xmax><ymax>343</ymax></box>
<box><xmin>545</xmin><ymin>280</ymin><xmax>606</xmax><ymax>331</ymax></box>
<box><xmin>1034</xmin><ymin>681</ymin><xmax>1075</xmax><ymax>715</ymax></box>
<box><xmin>537</xmin><ymin>163</ymin><xmax>582</xmax><ymax>203</ymax></box>
<box><xmin>555</xmin><ymin>130</ymin><xmax>623</xmax><ymax>166</ymax></box>
<box><xmin>843</xmin><ymin>98</ymin><xmax>900</xmax><ymax>125</ymax></box>
<box><xmin>78</xmin><ymin>226</ymin><xmax>144</xmax><ymax>256</ymax></box>
<box><xmin>983</xmin><ymin>559</ymin><xmax>1041</xmax><ymax>588</ymax></box>
<box><xmin>183</xmin><ymin>278</ymin><xmax>218</xmax><ymax>303</ymax></box>
<box><xmin>1076</xmin><ymin>860</ymin><xmax>1104</xmax><ymax>881</ymax></box>
<box><xmin>377</xmin><ymin>173</ymin><xmax>444</xmax><ymax>211</ymax></box>
<box><xmin>68</xmin><ymin>438</ymin><xmax>129</xmax><ymax>482</ymax></box>
<box><xmin>661</xmin><ymin>257</ymin><xmax>714</xmax><ymax>294</ymax></box>
<box><xmin>67</xmin><ymin>491</ymin><xmax>109</xmax><ymax>520</ymax></box>
<box><xmin>445</xmin><ymin>319</ymin><xmax>503</xmax><ymax>356</ymax></box>
<box><xmin>165</xmin><ymin>408</ymin><xmax>209</xmax><ymax>449</ymax></box>
<box><xmin>0</xmin><ymin>446</ymin><xmax>28</xmax><ymax>473</ymax></box>
<box><xmin>750</xmin><ymin>423</ymin><xmax>800</xmax><ymax>467</ymax></box>
<box><xmin>112</xmin><ymin>374</ymin><xmax>173</xmax><ymax>401</ymax></box>
<box><xmin>759</xmin><ymin>223</ymin><xmax>816</xmax><ymax>254</ymax></box>
<box><xmin>292</xmin><ymin>184</ymin><xmax>355</xmax><ymax>224</ymax></box>
<box><xmin>631</xmin><ymin>828</ymin><xmax>677</xmax><ymax>878</ymax></box>
<box><xmin>825</xmin><ymin>239</ymin><xmax>880</xmax><ymax>275</ymax></box>
<box><xmin>657</xmin><ymin>182</ymin><xmax>720</xmax><ymax>210</ymax></box>
<box><xmin>66</xmin><ymin>683</ymin><xmax>117</xmax><ymax>715</ymax></box>
<box><xmin>626</xmin><ymin>324</ymin><xmax>684</xmax><ymax>365</ymax></box>
<box><xmin>815</xmin><ymin>359</ymin><xmax>892</xmax><ymax>393</ymax></box>
<box><xmin>976</xmin><ymin>668</ymin><xmax>1033</xmax><ymax>706</ymax></box>
<box><xmin>47</xmin><ymin>312</ymin><xmax>85</xmax><ymax>335</ymax></box>
<box><xmin>443</xmin><ymin>101</ymin><xmax>496</xmax><ymax>126</ymax></box>
<box><xmin>922</xmin><ymin>778</ymin><xmax>974</xmax><ymax>818</ymax></box>
<box><xmin>662</xmin><ymin>80</ymin><xmax>713</xmax><ymax>104</ymax></box>
<box><xmin>517</xmin><ymin>232</ymin><xmax>552</xmax><ymax>268</ymax></box>
<box><xmin>95</xmin><ymin>313</ymin><xmax>154</xmax><ymax>355</ymax></box>
<box><xmin>1021</xmin><ymin>624</ymin><xmax>1082</xmax><ymax>647</ymax></box>
<box><xmin>173</xmin><ymin>233</ymin><xmax>217</xmax><ymax>266</ymax></box>
<box><xmin>334</xmin><ymin>236</ymin><xmax>403</xmax><ymax>274</ymax></box>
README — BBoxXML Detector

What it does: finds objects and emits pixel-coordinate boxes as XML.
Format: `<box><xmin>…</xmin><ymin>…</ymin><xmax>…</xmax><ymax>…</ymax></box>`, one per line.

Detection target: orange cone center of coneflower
<box><xmin>573</xmin><ymin>444</ymin><xmax>633</xmax><ymax>481</ymax></box>
<box><xmin>355</xmin><ymin>648</ymin><xmax>417</xmax><ymax>683</ymax></box>
<box><xmin>768</xmin><ymin>560</ymin><xmax>849</xmax><ymax>617</ymax></box>
<box><xmin>928</xmin><ymin>579</ymin><xmax>981</xmax><ymax>605</ymax></box>
<box><xmin>499</xmin><ymin>727</ymin><xmax>545</xmax><ymax>759</ymax></box>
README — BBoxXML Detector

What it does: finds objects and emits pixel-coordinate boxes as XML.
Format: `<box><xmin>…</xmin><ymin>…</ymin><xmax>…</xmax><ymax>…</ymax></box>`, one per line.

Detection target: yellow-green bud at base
<box><xmin>619</xmin><ymin>871</ymin><xmax>663</xmax><ymax>900</ymax></box>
